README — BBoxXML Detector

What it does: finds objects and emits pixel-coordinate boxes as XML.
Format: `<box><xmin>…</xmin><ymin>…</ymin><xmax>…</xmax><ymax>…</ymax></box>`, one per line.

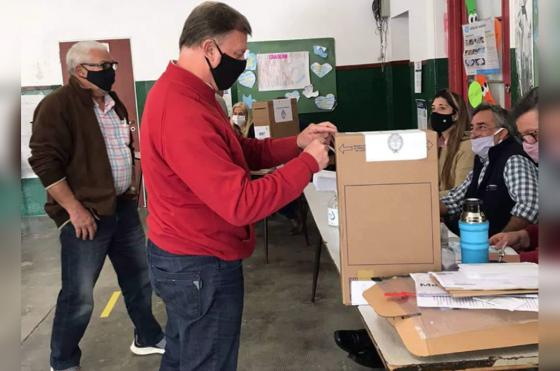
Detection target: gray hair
<box><xmin>65</xmin><ymin>40</ymin><xmax>109</xmax><ymax>74</ymax></box>
<box><xmin>472</xmin><ymin>103</ymin><xmax>518</xmax><ymax>137</ymax></box>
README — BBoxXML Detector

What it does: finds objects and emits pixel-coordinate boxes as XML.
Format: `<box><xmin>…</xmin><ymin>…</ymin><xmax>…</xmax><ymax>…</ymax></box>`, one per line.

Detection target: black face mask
<box><xmin>205</xmin><ymin>41</ymin><xmax>247</xmax><ymax>91</ymax></box>
<box><xmin>84</xmin><ymin>67</ymin><xmax>115</xmax><ymax>92</ymax></box>
<box><xmin>430</xmin><ymin>112</ymin><xmax>455</xmax><ymax>133</ymax></box>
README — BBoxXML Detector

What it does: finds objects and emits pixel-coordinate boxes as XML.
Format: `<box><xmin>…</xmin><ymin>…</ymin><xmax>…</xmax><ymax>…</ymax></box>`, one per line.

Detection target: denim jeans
<box><xmin>50</xmin><ymin>198</ymin><xmax>163</xmax><ymax>370</ymax></box>
<box><xmin>147</xmin><ymin>240</ymin><xmax>244</xmax><ymax>371</ymax></box>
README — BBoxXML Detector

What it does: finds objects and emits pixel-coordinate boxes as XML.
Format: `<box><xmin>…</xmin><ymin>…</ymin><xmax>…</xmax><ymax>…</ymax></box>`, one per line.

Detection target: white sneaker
<box><xmin>50</xmin><ymin>367</ymin><xmax>80</xmax><ymax>371</ymax></box>
<box><xmin>130</xmin><ymin>335</ymin><xmax>165</xmax><ymax>355</ymax></box>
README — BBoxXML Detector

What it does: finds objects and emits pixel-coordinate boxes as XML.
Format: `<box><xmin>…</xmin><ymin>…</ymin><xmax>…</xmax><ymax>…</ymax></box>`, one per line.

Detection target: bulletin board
<box><xmin>236</xmin><ymin>37</ymin><xmax>337</xmax><ymax>114</ymax></box>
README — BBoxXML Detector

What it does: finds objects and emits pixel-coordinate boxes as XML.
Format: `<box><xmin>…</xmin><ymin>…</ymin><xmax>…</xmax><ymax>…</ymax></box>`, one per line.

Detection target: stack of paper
<box><xmin>430</xmin><ymin>263</ymin><xmax>538</xmax><ymax>292</ymax></box>
<box><xmin>410</xmin><ymin>263</ymin><xmax>539</xmax><ymax>312</ymax></box>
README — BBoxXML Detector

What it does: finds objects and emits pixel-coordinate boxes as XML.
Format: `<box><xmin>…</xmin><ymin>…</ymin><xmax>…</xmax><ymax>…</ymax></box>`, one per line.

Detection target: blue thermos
<box><xmin>459</xmin><ymin>198</ymin><xmax>489</xmax><ymax>263</ymax></box>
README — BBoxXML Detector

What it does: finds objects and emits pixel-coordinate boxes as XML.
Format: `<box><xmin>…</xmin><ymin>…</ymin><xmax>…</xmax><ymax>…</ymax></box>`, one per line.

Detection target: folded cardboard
<box><xmin>335</xmin><ymin>130</ymin><xmax>441</xmax><ymax>305</ymax></box>
<box><xmin>363</xmin><ymin>277</ymin><xmax>538</xmax><ymax>357</ymax></box>
<box><xmin>252</xmin><ymin>98</ymin><xmax>299</xmax><ymax>139</ymax></box>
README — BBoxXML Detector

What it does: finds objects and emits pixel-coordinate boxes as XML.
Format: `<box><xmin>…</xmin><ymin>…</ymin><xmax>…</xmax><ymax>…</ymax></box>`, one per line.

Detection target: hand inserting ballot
<box><xmin>297</xmin><ymin>121</ymin><xmax>337</xmax><ymax>149</ymax></box>
<box><xmin>304</xmin><ymin>139</ymin><xmax>330</xmax><ymax>170</ymax></box>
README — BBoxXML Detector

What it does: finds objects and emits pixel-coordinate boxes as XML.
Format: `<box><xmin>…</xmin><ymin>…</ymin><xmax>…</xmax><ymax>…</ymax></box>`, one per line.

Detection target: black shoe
<box><xmin>334</xmin><ymin>329</ymin><xmax>374</xmax><ymax>354</ymax></box>
<box><xmin>349</xmin><ymin>348</ymin><xmax>385</xmax><ymax>369</ymax></box>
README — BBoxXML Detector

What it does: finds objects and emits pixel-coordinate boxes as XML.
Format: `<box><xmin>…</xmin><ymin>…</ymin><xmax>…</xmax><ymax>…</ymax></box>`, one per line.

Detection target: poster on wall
<box><xmin>257</xmin><ymin>51</ymin><xmax>311</xmax><ymax>91</ymax></box>
<box><xmin>236</xmin><ymin>38</ymin><xmax>336</xmax><ymax>114</ymax></box>
<box><xmin>462</xmin><ymin>19</ymin><xmax>500</xmax><ymax>76</ymax></box>
<box><xmin>415</xmin><ymin>99</ymin><xmax>428</xmax><ymax>130</ymax></box>
<box><xmin>515</xmin><ymin>0</ymin><xmax>536</xmax><ymax>96</ymax></box>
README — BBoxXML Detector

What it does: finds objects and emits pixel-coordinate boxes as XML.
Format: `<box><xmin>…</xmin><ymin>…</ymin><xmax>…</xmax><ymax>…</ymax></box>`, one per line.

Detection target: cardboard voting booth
<box><xmin>335</xmin><ymin>130</ymin><xmax>441</xmax><ymax>305</ymax></box>
<box><xmin>252</xmin><ymin>98</ymin><xmax>300</xmax><ymax>139</ymax></box>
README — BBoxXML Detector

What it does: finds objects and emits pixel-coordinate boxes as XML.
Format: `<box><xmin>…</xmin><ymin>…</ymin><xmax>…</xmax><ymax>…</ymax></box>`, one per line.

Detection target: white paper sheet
<box><xmin>254</xmin><ymin>126</ymin><xmax>271</xmax><ymax>140</ymax></box>
<box><xmin>417</xmin><ymin>293</ymin><xmax>538</xmax><ymax>312</ymax></box>
<box><xmin>363</xmin><ymin>130</ymin><xmax>427</xmax><ymax>162</ymax></box>
<box><xmin>411</xmin><ymin>273</ymin><xmax>538</xmax><ymax>312</ymax></box>
<box><xmin>312</xmin><ymin>170</ymin><xmax>336</xmax><ymax>192</ymax></box>
<box><xmin>350</xmin><ymin>280</ymin><xmax>376</xmax><ymax>306</ymax></box>
<box><xmin>429</xmin><ymin>263</ymin><xmax>538</xmax><ymax>291</ymax></box>
<box><xmin>272</xmin><ymin>99</ymin><xmax>293</xmax><ymax>123</ymax></box>
<box><xmin>414</xmin><ymin>61</ymin><xmax>422</xmax><ymax>93</ymax></box>
<box><xmin>257</xmin><ymin>51</ymin><xmax>310</xmax><ymax>91</ymax></box>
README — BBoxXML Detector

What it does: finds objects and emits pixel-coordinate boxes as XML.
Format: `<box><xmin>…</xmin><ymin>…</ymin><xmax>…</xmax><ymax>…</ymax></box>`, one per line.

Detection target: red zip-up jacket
<box><xmin>140</xmin><ymin>62</ymin><xmax>319</xmax><ymax>260</ymax></box>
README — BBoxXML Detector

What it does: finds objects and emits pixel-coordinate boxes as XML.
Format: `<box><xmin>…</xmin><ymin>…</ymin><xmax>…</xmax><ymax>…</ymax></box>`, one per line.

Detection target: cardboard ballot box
<box><xmin>335</xmin><ymin>130</ymin><xmax>441</xmax><ymax>305</ymax></box>
<box><xmin>252</xmin><ymin>98</ymin><xmax>299</xmax><ymax>139</ymax></box>
<box><xmin>363</xmin><ymin>278</ymin><xmax>538</xmax><ymax>356</ymax></box>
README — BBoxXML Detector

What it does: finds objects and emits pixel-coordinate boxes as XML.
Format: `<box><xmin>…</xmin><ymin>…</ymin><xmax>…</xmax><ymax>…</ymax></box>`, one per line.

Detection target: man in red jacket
<box><xmin>140</xmin><ymin>2</ymin><xmax>335</xmax><ymax>370</ymax></box>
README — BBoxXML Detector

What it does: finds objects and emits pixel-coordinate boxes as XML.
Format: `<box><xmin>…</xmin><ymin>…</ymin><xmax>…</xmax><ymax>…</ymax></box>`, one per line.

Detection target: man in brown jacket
<box><xmin>28</xmin><ymin>41</ymin><xmax>164</xmax><ymax>371</ymax></box>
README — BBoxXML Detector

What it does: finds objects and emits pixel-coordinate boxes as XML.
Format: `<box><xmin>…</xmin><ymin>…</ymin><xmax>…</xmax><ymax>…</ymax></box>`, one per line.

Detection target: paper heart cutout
<box><xmin>303</xmin><ymin>85</ymin><xmax>319</xmax><ymax>98</ymax></box>
<box><xmin>313</xmin><ymin>45</ymin><xmax>328</xmax><ymax>58</ymax></box>
<box><xmin>315</xmin><ymin>94</ymin><xmax>336</xmax><ymax>111</ymax></box>
<box><xmin>310</xmin><ymin>62</ymin><xmax>333</xmax><ymax>78</ymax></box>
<box><xmin>238</xmin><ymin>71</ymin><xmax>256</xmax><ymax>88</ymax></box>
<box><xmin>242</xmin><ymin>94</ymin><xmax>255</xmax><ymax>109</ymax></box>
<box><xmin>245</xmin><ymin>51</ymin><xmax>257</xmax><ymax>71</ymax></box>
<box><xmin>285</xmin><ymin>90</ymin><xmax>300</xmax><ymax>101</ymax></box>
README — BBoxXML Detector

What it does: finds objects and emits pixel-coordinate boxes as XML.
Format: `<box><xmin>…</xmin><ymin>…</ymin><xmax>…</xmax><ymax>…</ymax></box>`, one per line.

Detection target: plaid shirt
<box><xmin>93</xmin><ymin>95</ymin><xmax>132</xmax><ymax>195</ymax></box>
<box><xmin>441</xmin><ymin>155</ymin><xmax>539</xmax><ymax>223</ymax></box>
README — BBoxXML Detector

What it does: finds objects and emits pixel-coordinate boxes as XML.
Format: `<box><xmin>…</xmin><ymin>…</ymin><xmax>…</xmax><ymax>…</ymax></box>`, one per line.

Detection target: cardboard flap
<box><xmin>363</xmin><ymin>278</ymin><xmax>420</xmax><ymax>317</ymax></box>
<box><xmin>365</xmin><ymin>277</ymin><xmax>539</xmax><ymax>356</ymax></box>
<box><xmin>394</xmin><ymin>308</ymin><xmax>538</xmax><ymax>356</ymax></box>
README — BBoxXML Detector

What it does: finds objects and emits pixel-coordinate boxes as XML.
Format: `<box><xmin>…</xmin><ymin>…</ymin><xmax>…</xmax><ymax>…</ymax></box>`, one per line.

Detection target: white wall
<box><xmin>386</xmin><ymin>0</ymin><xmax>448</xmax><ymax>63</ymax></box>
<box><xmin>389</xmin><ymin>12</ymin><xmax>410</xmax><ymax>61</ymax></box>
<box><xmin>21</xmin><ymin>0</ymin><xmax>383</xmax><ymax>86</ymax></box>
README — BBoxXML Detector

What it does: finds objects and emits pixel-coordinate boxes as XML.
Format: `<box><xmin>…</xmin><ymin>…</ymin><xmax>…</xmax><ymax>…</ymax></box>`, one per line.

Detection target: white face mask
<box><xmin>471</xmin><ymin>128</ymin><xmax>504</xmax><ymax>159</ymax></box>
<box><xmin>231</xmin><ymin>114</ymin><xmax>246</xmax><ymax>127</ymax></box>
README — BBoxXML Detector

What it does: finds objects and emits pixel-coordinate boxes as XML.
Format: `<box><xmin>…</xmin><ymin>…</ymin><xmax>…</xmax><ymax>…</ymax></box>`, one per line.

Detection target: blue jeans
<box><xmin>50</xmin><ymin>199</ymin><xmax>163</xmax><ymax>370</ymax></box>
<box><xmin>147</xmin><ymin>240</ymin><xmax>244</xmax><ymax>371</ymax></box>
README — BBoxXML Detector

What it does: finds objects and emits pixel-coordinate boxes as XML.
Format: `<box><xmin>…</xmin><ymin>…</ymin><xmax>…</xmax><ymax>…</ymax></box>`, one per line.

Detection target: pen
<box><xmin>384</xmin><ymin>291</ymin><xmax>415</xmax><ymax>298</ymax></box>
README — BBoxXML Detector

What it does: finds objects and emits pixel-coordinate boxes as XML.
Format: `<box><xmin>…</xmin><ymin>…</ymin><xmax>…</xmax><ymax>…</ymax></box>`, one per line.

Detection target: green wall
<box><xmin>21</xmin><ymin>178</ymin><xmax>47</xmax><ymax>216</ymax></box>
<box><xmin>22</xmin><ymin>58</ymin><xmax>448</xmax><ymax>216</ymax></box>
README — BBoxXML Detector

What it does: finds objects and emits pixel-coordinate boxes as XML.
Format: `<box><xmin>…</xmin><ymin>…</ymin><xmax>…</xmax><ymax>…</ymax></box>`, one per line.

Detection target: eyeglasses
<box><xmin>522</xmin><ymin>131</ymin><xmax>538</xmax><ymax>144</ymax></box>
<box><xmin>81</xmin><ymin>61</ymin><xmax>119</xmax><ymax>71</ymax></box>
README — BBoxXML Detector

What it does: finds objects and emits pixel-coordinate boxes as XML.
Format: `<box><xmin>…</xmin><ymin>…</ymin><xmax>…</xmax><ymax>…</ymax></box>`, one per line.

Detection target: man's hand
<box><xmin>304</xmin><ymin>139</ymin><xmax>329</xmax><ymax>170</ymax></box>
<box><xmin>489</xmin><ymin>229</ymin><xmax>531</xmax><ymax>251</ymax></box>
<box><xmin>67</xmin><ymin>201</ymin><xmax>97</xmax><ymax>240</ymax></box>
<box><xmin>297</xmin><ymin>122</ymin><xmax>338</xmax><ymax>149</ymax></box>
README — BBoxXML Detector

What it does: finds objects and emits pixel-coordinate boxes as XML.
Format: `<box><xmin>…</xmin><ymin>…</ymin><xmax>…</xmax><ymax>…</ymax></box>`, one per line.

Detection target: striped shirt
<box><xmin>93</xmin><ymin>95</ymin><xmax>132</xmax><ymax>195</ymax></box>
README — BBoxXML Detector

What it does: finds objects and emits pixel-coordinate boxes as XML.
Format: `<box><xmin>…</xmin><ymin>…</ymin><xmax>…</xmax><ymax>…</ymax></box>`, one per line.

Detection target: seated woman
<box><xmin>230</xmin><ymin>101</ymin><xmax>255</xmax><ymax>138</ymax></box>
<box><xmin>431</xmin><ymin>89</ymin><xmax>474</xmax><ymax>195</ymax></box>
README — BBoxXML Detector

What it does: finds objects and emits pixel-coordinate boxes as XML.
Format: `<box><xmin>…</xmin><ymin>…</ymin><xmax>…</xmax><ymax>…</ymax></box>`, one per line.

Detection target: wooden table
<box><xmin>303</xmin><ymin>183</ymin><xmax>539</xmax><ymax>370</ymax></box>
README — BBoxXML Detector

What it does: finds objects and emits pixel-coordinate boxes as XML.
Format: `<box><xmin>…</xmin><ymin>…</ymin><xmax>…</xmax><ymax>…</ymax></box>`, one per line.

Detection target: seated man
<box><xmin>440</xmin><ymin>103</ymin><xmax>538</xmax><ymax>236</ymax></box>
<box><xmin>490</xmin><ymin>87</ymin><xmax>539</xmax><ymax>262</ymax></box>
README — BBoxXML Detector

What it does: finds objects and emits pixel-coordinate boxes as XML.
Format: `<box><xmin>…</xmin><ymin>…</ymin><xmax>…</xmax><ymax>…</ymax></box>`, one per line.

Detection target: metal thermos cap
<box><xmin>460</xmin><ymin>198</ymin><xmax>487</xmax><ymax>223</ymax></box>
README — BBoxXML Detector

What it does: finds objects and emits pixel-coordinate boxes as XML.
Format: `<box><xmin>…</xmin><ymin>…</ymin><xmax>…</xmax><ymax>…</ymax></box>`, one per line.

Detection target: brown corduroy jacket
<box><xmin>28</xmin><ymin>76</ymin><xmax>137</xmax><ymax>227</ymax></box>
